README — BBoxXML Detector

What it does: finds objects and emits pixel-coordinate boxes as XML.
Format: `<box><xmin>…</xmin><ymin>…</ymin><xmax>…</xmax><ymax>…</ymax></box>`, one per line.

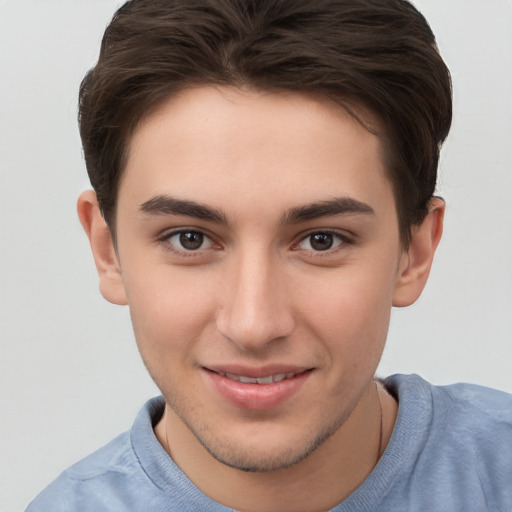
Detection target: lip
<box><xmin>203</xmin><ymin>365</ymin><xmax>313</xmax><ymax>411</ymax></box>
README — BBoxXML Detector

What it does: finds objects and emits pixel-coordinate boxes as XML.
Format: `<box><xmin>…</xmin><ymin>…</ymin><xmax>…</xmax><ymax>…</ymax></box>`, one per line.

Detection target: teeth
<box><xmin>222</xmin><ymin>371</ymin><xmax>297</xmax><ymax>384</ymax></box>
<box><xmin>256</xmin><ymin>376</ymin><xmax>274</xmax><ymax>384</ymax></box>
<box><xmin>239</xmin><ymin>375</ymin><xmax>258</xmax><ymax>384</ymax></box>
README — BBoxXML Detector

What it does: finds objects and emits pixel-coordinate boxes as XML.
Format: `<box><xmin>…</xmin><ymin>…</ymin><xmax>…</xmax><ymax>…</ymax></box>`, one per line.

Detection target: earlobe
<box><xmin>392</xmin><ymin>197</ymin><xmax>445</xmax><ymax>307</ymax></box>
<box><xmin>77</xmin><ymin>190</ymin><xmax>128</xmax><ymax>305</ymax></box>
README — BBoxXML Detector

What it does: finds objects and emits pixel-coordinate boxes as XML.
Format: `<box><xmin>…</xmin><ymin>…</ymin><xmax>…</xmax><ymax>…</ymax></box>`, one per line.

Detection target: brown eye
<box><xmin>179</xmin><ymin>231</ymin><xmax>204</xmax><ymax>250</ymax></box>
<box><xmin>166</xmin><ymin>230</ymin><xmax>213</xmax><ymax>252</ymax></box>
<box><xmin>309</xmin><ymin>233</ymin><xmax>334</xmax><ymax>251</ymax></box>
<box><xmin>297</xmin><ymin>231</ymin><xmax>346</xmax><ymax>252</ymax></box>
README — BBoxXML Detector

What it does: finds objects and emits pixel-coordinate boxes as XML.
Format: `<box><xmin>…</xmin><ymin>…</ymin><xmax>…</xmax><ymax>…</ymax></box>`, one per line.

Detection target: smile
<box><xmin>217</xmin><ymin>371</ymin><xmax>299</xmax><ymax>384</ymax></box>
<box><xmin>204</xmin><ymin>368</ymin><xmax>312</xmax><ymax>410</ymax></box>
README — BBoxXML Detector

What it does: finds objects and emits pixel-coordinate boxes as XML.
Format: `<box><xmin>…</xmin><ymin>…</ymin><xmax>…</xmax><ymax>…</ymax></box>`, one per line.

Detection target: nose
<box><xmin>216</xmin><ymin>248</ymin><xmax>295</xmax><ymax>352</ymax></box>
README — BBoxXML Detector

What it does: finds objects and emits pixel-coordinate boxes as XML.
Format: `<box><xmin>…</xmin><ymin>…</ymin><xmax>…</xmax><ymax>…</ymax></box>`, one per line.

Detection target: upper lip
<box><xmin>204</xmin><ymin>364</ymin><xmax>312</xmax><ymax>378</ymax></box>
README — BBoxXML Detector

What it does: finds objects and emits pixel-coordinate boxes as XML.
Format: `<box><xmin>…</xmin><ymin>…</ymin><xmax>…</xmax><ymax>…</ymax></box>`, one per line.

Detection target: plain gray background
<box><xmin>1</xmin><ymin>1</ymin><xmax>511</xmax><ymax>510</ymax></box>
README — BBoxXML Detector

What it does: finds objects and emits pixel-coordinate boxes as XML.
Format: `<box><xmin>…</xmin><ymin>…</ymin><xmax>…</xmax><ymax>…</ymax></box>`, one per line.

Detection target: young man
<box><xmin>27</xmin><ymin>0</ymin><xmax>512</xmax><ymax>510</ymax></box>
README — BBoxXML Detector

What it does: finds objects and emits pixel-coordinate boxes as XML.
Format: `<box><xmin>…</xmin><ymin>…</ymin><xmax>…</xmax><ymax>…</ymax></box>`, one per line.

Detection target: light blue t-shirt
<box><xmin>26</xmin><ymin>374</ymin><xmax>512</xmax><ymax>511</ymax></box>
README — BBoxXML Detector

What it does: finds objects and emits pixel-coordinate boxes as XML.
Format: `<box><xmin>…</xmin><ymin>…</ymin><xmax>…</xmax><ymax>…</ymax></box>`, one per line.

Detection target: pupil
<box><xmin>180</xmin><ymin>232</ymin><xmax>203</xmax><ymax>250</ymax></box>
<box><xmin>311</xmin><ymin>233</ymin><xmax>333</xmax><ymax>251</ymax></box>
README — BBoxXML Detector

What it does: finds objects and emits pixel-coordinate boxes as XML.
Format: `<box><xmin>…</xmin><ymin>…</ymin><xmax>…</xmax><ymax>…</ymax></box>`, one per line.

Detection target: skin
<box><xmin>79</xmin><ymin>86</ymin><xmax>444</xmax><ymax>512</ymax></box>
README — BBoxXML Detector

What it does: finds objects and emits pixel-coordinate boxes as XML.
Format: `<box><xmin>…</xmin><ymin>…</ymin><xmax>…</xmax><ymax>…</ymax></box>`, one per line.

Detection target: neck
<box><xmin>155</xmin><ymin>381</ymin><xmax>397</xmax><ymax>512</ymax></box>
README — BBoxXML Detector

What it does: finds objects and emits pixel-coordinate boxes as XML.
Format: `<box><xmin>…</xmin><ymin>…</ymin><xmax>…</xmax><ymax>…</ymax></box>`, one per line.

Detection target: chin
<box><xmin>188</xmin><ymin>413</ymin><xmax>345</xmax><ymax>473</ymax></box>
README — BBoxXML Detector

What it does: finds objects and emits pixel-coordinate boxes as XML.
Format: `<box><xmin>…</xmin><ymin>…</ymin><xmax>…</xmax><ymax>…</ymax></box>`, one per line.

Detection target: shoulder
<box><xmin>25</xmin><ymin>431</ymin><xmax>138</xmax><ymax>511</ymax></box>
<box><xmin>386</xmin><ymin>373</ymin><xmax>512</xmax><ymax>431</ymax></box>
<box><xmin>382</xmin><ymin>374</ymin><xmax>512</xmax><ymax>510</ymax></box>
<box><xmin>25</xmin><ymin>397</ymin><xmax>167</xmax><ymax>512</ymax></box>
<box><xmin>429</xmin><ymin>379</ymin><xmax>512</xmax><ymax>467</ymax></box>
<box><xmin>440</xmin><ymin>379</ymin><xmax>512</xmax><ymax>415</ymax></box>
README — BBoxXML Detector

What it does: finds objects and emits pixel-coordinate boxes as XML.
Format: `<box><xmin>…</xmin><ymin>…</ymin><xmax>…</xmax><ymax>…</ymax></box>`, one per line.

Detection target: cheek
<box><xmin>303</xmin><ymin>265</ymin><xmax>394</xmax><ymax>319</ymax></box>
<box><xmin>123</xmin><ymin>266</ymin><xmax>218</xmax><ymax>354</ymax></box>
<box><xmin>297</xmin><ymin>265</ymin><xmax>396</xmax><ymax>361</ymax></box>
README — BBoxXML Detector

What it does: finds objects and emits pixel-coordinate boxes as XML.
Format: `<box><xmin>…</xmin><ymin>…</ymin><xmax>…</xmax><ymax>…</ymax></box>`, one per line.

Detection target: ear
<box><xmin>392</xmin><ymin>197</ymin><xmax>445</xmax><ymax>307</ymax></box>
<box><xmin>77</xmin><ymin>190</ymin><xmax>128</xmax><ymax>305</ymax></box>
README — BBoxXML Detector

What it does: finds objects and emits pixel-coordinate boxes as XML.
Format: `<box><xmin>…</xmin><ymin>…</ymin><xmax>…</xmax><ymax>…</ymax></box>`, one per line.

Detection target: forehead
<box><xmin>119</xmin><ymin>86</ymin><xmax>396</xmax><ymax>223</ymax></box>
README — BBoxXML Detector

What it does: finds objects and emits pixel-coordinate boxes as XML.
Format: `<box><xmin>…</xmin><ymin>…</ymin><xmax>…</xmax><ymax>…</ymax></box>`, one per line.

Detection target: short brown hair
<box><xmin>79</xmin><ymin>0</ymin><xmax>452</xmax><ymax>245</ymax></box>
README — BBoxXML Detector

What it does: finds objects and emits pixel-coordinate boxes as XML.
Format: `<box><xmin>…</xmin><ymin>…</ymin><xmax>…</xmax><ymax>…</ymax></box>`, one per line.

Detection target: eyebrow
<box><xmin>139</xmin><ymin>195</ymin><xmax>228</xmax><ymax>224</ymax></box>
<box><xmin>281</xmin><ymin>197</ymin><xmax>375</xmax><ymax>223</ymax></box>
<box><xmin>139</xmin><ymin>194</ymin><xmax>375</xmax><ymax>225</ymax></box>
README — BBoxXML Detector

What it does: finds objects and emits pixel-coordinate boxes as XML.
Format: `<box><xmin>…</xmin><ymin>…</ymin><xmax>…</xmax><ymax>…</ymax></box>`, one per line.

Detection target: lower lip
<box><xmin>204</xmin><ymin>370</ymin><xmax>311</xmax><ymax>410</ymax></box>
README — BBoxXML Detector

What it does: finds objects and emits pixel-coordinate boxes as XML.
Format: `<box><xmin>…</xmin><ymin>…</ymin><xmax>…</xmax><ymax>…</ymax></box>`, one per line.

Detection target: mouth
<box><xmin>203</xmin><ymin>366</ymin><xmax>313</xmax><ymax>410</ymax></box>
<box><xmin>214</xmin><ymin>370</ymin><xmax>302</xmax><ymax>385</ymax></box>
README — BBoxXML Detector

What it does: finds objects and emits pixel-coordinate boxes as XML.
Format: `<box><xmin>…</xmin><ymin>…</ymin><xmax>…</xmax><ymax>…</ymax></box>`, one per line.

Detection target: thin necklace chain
<box><xmin>165</xmin><ymin>413</ymin><xmax>170</xmax><ymax>456</ymax></box>
<box><xmin>375</xmin><ymin>380</ymin><xmax>384</xmax><ymax>462</ymax></box>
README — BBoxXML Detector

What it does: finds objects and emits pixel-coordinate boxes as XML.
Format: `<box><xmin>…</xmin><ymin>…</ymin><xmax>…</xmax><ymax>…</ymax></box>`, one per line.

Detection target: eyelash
<box><xmin>292</xmin><ymin>230</ymin><xmax>353</xmax><ymax>255</ymax></box>
<box><xmin>157</xmin><ymin>228</ymin><xmax>353</xmax><ymax>257</ymax></box>
<box><xmin>157</xmin><ymin>229</ymin><xmax>219</xmax><ymax>257</ymax></box>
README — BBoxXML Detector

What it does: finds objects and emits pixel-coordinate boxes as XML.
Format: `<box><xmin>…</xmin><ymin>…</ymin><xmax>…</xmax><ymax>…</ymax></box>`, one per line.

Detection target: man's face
<box><xmin>114</xmin><ymin>86</ymin><xmax>407</xmax><ymax>471</ymax></box>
